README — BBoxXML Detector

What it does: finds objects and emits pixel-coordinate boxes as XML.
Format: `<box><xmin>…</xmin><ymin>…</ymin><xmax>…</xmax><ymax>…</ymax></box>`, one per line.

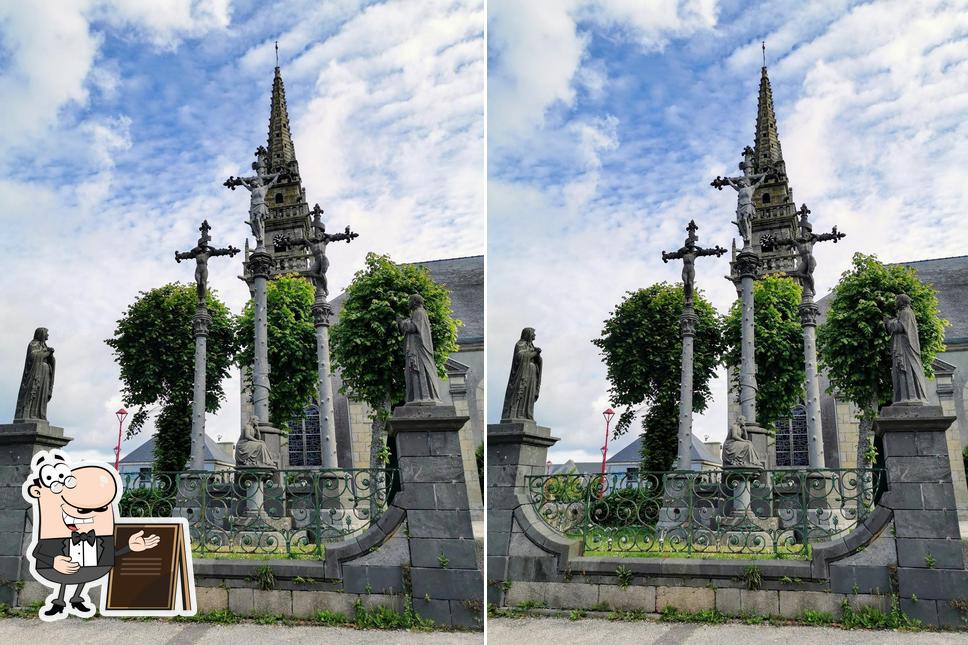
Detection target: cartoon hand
<box><xmin>53</xmin><ymin>555</ymin><xmax>79</xmax><ymax>574</ymax></box>
<box><xmin>128</xmin><ymin>530</ymin><xmax>161</xmax><ymax>552</ymax></box>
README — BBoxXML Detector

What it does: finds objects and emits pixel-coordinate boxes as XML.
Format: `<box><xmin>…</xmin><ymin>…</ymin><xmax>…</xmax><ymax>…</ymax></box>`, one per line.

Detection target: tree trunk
<box><xmin>367</xmin><ymin>394</ymin><xmax>392</xmax><ymax>521</ymax></box>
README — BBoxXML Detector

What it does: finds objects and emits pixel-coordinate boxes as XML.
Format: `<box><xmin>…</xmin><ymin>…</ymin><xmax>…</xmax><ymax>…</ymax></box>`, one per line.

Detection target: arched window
<box><xmin>274</xmin><ymin>192</ymin><xmax>284</xmax><ymax>204</ymax></box>
<box><xmin>288</xmin><ymin>404</ymin><xmax>321</xmax><ymax>467</ymax></box>
<box><xmin>774</xmin><ymin>404</ymin><xmax>808</xmax><ymax>467</ymax></box>
<box><xmin>761</xmin><ymin>192</ymin><xmax>771</xmax><ymax>204</ymax></box>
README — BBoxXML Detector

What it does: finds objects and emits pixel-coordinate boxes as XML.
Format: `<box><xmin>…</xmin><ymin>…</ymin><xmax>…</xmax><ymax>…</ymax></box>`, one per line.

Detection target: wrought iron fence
<box><xmin>528</xmin><ymin>468</ymin><xmax>882</xmax><ymax>559</ymax></box>
<box><xmin>119</xmin><ymin>468</ymin><xmax>397</xmax><ymax>559</ymax></box>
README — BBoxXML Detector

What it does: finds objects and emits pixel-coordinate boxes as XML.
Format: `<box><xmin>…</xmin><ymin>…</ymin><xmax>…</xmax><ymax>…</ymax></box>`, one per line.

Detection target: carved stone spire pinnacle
<box><xmin>754</xmin><ymin>61</ymin><xmax>783</xmax><ymax>173</ymax></box>
<box><xmin>267</xmin><ymin>63</ymin><xmax>297</xmax><ymax>173</ymax></box>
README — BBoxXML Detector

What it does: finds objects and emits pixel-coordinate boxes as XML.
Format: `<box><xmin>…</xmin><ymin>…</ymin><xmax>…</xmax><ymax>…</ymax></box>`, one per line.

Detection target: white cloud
<box><xmin>488</xmin><ymin>0</ymin><xmax>968</xmax><ymax>466</ymax></box>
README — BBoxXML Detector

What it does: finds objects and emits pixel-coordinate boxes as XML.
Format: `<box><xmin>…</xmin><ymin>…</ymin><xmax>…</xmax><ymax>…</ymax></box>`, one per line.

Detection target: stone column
<box><xmin>486</xmin><ymin>420</ymin><xmax>558</xmax><ymax>606</ymax></box>
<box><xmin>387</xmin><ymin>403</ymin><xmax>482</xmax><ymax>628</ymax></box>
<box><xmin>874</xmin><ymin>404</ymin><xmax>968</xmax><ymax>627</ymax></box>
<box><xmin>0</xmin><ymin>421</ymin><xmax>70</xmax><ymax>606</ymax></box>
<box><xmin>676</xmin><ymin>309</ymin><xmax>698</xmax><ymax>469</ymax></box>
<box><xmin>190</xmin><ymin>307</ymin><xmax>211</xmax><ymax>470</ymax></box>
<box><xmin>249</xmin><ymin>249</ymin><xmax>273</xmax><ymax>427</ymax></box>
<box><xmin>735</xmin><ymin>249</ymin><xmax>760</xmax><ymax>424</ymax></box>
<box><xmin>800</xmin><ymin>297</ymin><xmax>825</xmax><ymax>467</ymax></box>
<box><xmin>312</xmin><ymin>292</ymin><xmax>338</xmax><ymax>468</ymax></box>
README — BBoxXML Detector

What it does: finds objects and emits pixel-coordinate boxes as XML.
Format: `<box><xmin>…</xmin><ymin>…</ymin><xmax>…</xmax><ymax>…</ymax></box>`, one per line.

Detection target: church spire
<box><xmin>753</xmin><ymin>45</ymin><xmax>783</xmax><ymax>174</ymax></box>
<box><xmin>267</xmin><ymin>56</ymin><xmax>297</xmax><ymax>174</ymax></box>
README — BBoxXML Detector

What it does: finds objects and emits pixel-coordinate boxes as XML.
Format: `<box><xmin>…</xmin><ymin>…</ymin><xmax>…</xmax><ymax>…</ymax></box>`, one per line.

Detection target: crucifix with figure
<box><xmin>760</xmin><ymin>204</ymin><xmax>845</xmax><ymax>298</ymax></box>
<box><xmin>175</xmin><ymin>220</ymin><xmax>240</xmax><ymax>306</ymax></box>
<box><xmin>282</xmin><ymin>203</ymin><xmax>359</xmax><ymax>298</ymax></box>
<box><xmin>174</xmin><ymin>219</ymin><xmax>239</xmax><ymax>470</ymax></box>
<box><xmin>661</xmin><ymin>220</ymin><xmax>726</xmax><ymax>470</ymax></box>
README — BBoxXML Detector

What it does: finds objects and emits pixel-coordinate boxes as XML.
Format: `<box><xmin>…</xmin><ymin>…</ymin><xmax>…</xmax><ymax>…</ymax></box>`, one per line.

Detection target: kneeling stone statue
<box><xmin>235</xmin><ymin>420</ymin><xmax>275</xmax><ymax>467</ymax></box>
<box><xmin>722</xmin><ymin>415</ymin><xmax>762</xmax><ymax>468</ymax></box>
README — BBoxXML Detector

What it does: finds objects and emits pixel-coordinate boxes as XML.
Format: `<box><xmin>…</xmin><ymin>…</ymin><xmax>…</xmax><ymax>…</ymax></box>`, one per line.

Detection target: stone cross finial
<box><xmin>175</xmin><ymin>220</ymin><xmax>240</xmax><ymax>306</ymax></box>
<box><xmin>662</xmin><ymin>220</ymin><xmax>727</xmax><ymax>304</ymax></box>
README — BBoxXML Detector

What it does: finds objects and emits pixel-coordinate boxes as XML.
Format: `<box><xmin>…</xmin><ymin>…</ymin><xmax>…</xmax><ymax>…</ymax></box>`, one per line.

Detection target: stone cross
<box><xmin>223</xmin><ymin>146</ymin><xmax>286</xmax><ymax>249</ymax></box>
<box><xmin>661</xmin><ymin>220</ymin><xmax>726</xmax><ymax>469</ymax></box>
<box><xmin>276</xmin><ymin>203</ymin><xmax>358</xmax><ymax>468</ymax></box>
<box><xmin>175</xmin><ymin>220</ymin><xmax>239</xmax><ymax>470</ymax></box>
<box><xmin>761</xmin><ymin>204</ymin><xmax>845</xmax><ymax>468</ymax></box>
<box><xmin>711</xmin><ymin>147</ymin><xmax>775</xmax><ymax>248</ymax></box>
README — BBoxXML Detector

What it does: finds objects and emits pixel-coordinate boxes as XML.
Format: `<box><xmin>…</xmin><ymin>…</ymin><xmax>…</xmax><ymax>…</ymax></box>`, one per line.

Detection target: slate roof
<box><xmin>817</xmin><ymin>255</ymin><xmax>968</xmax><ymax>342</ymax></box>
<box><xmin>120</xmin><ymin>435</ymin><xmax>234</xmax><ymax>465</ymax></box>
<box><xmin>607</xmin><ymin>437</ymin><xmax>722</xmax><ymax>466</ymax></box>
<box><xmin>330</xmin><ymin>255</ymin><xmax>484</xmax><ymax>346</ymax></box>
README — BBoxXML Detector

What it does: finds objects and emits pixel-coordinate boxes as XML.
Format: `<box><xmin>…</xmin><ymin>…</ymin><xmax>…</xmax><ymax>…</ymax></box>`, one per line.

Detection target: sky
<box><xmin>0</xmin><ymin>0</ymin><xmax>484</xmax><ymax>463</ymax></box>
<box><xmin>487</xmin><ymin>0</ymin><xmax>968</xmax><ymax>464</ymax></box>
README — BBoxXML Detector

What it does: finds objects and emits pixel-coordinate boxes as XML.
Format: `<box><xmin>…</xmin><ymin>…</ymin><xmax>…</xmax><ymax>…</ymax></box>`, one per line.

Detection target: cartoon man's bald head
<box><xmin>26</xmin><ymin>452</ymin><xmax>120</xmax><ymax>540</ymax></box>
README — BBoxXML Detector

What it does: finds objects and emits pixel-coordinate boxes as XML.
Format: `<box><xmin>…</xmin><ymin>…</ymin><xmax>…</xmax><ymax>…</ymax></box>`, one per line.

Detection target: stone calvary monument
<box><xmin>175</xmin><ymin>220</ymin><xmax>239</xmax><ymax>470</ymax></box>
<box><xmin>488</xmin><ymin>48</ymin><xmax>968</xmax><ymax>628</ymax></box>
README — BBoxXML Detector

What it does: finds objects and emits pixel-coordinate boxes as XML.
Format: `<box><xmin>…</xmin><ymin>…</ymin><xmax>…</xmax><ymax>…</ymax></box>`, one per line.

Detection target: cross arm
<box><xmin>210</xmin><ymin>246</ymin><xmax>241</xmax><ymax>258</ymax></box>
<box><xmin>695</xmin><ymin>245</ymin><xmax>728</xmax><ymax>258</ymax></box>
<box><xmin>812</xmin><ymin>226</ymin><xmax>846</xmax><ymax>244</ymax></box>
<box><xmin>174</xmin><ymin>249</ymin><xmax>199</xmax><ymax>263</ymax></box>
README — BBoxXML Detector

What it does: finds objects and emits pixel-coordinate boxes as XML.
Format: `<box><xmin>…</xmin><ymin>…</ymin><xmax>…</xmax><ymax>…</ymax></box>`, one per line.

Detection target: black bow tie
<box><xmin>70</xmin><ymin>531</ymin><xmax>96</xmax><ymax>546</ymax></box>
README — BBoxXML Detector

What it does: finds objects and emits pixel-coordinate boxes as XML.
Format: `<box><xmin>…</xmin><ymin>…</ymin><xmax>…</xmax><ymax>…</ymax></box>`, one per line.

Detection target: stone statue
<box><xmin>281</xmin><ymin>204</ymin><xmax>358</xmax><ymax>297</ymax></box>
<box><xmin>175</xmin><ymin>220</ymin><xmax>240</xmax><ymax>305</ymax></box>
<box><xmin>501</xmin><ymin>328</ymin><xmax>542</xmax><ymax>421</ymax></box>
<box><xmin>722</xmin><ymin>415</ymin><xmax>761</xmax><ymax>468</ymax></box>
<box><xmin>760</xmin><ymin>205</ymin><xmax>845</xmax><ymax>297</ymax></box>
<box><xmin>224</xmin><ymin>146</ymin><xmax>286</xmax><ymax>248</ymax></box>
<box><xmin>235</xmin><ymin>419</ymin><xmax>275</xmax><ymax>467</ymax></box>
<box><xmin>14</xmin><ymin>328</ymin><xmax>55</xmax><ymax>422</ymax></box>
<box><xmin>397</xmin><ymin>294</ymin><xmax>441</xmax><ymax>404</ymax></box>
<box><xmin>712</xmin><ymin>147</ymin><xmax>773</xmax><ymax>247</ymax></box>
<box><xmin>885</xmin><ymin>293</ymin><xmax>929</xmax><ymax>405</ymax></box>
<box><xmin>661</xmin><ymin>220</ymin><xmax>727</xmax><ymax>303</ymax></box>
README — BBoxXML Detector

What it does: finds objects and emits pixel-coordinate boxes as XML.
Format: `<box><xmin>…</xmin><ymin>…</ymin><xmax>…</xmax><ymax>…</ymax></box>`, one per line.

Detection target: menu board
<box><xmin>103</xmin><ymin>521</ymin><xmax>194</xmax><ymax>614</ymax></box>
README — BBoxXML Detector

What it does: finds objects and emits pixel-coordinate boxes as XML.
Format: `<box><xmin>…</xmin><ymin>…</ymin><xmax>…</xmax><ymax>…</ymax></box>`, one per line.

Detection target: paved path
<box><xmin>0</xmin><ymin>617</ymin><xmax>483</xmax><ymax>644</ymax></box>
<box><xmin>488</xmin><ymin>617</ymin><xmax>968</xmax><ymax>644</ymax></box>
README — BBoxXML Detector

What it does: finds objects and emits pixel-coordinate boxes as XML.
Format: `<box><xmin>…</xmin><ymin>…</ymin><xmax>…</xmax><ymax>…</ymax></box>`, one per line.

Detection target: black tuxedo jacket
<box><xmin>32</xmin><ymin>534</ymin><xmax>130</xmax><ymax>569</ymax></box>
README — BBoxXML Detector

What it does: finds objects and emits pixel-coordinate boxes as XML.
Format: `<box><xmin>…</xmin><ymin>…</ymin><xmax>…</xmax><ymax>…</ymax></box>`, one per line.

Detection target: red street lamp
<box><xmin>114</xmin><ymin>408</ymin><xmax>128</xmax><ymax>471</ymax></box>
<box><xmin>599</xmin><ymin>407</ymin><xmax>615</xmax><ymax>498</ymax></box>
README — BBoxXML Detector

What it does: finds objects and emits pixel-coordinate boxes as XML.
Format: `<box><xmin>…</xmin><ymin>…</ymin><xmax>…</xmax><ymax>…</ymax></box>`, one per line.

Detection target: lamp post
<box><xmin>114</xmin><ymin>407</ymin><xmax>128</xmax><ymax>471</ymax></box>
<box><xmin>599</xmin><ymin>407</ymin><xmax>615</xmax><ymax>498</ymax></box>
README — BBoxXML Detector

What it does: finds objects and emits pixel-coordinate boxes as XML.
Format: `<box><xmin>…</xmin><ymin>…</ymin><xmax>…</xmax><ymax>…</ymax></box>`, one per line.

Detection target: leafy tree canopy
<box><xmin>330</xmin><ymin>253</ymin><xmax>460</xmax><ymax>417</ymax></box>
<box><xmin>592</xmin><ymin>283</ymin><xmax>723</xmax><ymax>472</ymax></box>
<box><xmin>105</xmin><ymin>283</ymin><xmax>237</xmax><ymax>471</ymax></box>
<box><xmin>724</xmin><ymin>274</ymin><xmax>805</xmax><ymax>429</ymax></box>
<box><xmin>237</xmin><ymin>274</ymin><xmax>318</xmax><ymax>429</ymax></box>
<box><xmin>818</xmin><ymin>252</ymin><xmax>946</xmax><ymax>415</ymax></box>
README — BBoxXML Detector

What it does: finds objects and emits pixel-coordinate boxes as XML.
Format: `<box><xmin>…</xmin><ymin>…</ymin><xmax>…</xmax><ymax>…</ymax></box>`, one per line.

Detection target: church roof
<box><xmin>267</xmin><ymin>66</ymin><xmax>297</xmax><ymax>172</ymax></box>
<box><xmin>120</xmin><ymin>435</ymin><xmax>234</xmax><ymax>466</ymax></box>
<box><xmin>754</xmin><ymin>64</ymin><xmax>783</xmax><ymax>171</ymax></box>
<box><xmin>330</xmin><ymin>255</ymin><xmax>484</xmax><ymax>347</ymax></box>
<box><xmin>900</xmin><ymin>255</ymin><xmax>968</xmax><ymax>341</ymax></box>
<box><xmin>817</xmin><ymin>255</ymin><xmax>968</xmax><ymax>343</ymax></box>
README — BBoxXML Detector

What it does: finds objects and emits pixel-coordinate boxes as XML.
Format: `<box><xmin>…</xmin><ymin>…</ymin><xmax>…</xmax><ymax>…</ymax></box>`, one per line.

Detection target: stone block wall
<box><xmin>488</xmin><ymin>405</ymin><xmax>968</xmax><ymax>628</ymax></box>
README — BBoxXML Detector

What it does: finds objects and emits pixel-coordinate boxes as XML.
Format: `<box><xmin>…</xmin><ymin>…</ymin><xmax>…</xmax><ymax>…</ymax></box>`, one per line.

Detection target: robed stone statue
<box><xmin>398</xmin><ymin>294</ymin><xmax>441</xmax><ymax>405</ymax></box>
<box><xmin>722</xmin><ymin>415</ymin><xmax>761</xmax><ymax>468</ymax></box>
<box><xmin>501</xmin><ymin>327</ymin><xmax>542</xmax><ymax>421</ymax></box>
<box><xmin>885</xmin><ymin>293</ymin><xmax>929</xmax><ymax>405</ymax></box>
<box><xmin>15</xmin><ymin>328</ymin><xmax>55</xmax><ymax>422</ymax></box>
<box><xmin>235</xmin><ymin>419</ymin><xmax>275</xmax><ymax>467</ymax></box>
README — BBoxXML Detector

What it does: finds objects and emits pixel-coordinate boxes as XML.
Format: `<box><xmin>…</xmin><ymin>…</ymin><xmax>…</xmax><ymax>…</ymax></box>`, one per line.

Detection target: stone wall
<box><xmin>488</xmin><ymin>404</ymin><xmax>968</xmax><ymax>627</ymax></box>
<box><xmin>1</xmin><ymin>404</ymin><xmax>483</xmax><ymax>630</ymax></box>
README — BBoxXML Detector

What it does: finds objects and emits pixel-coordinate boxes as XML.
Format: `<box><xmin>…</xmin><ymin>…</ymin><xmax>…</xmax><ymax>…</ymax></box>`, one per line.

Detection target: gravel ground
<box><xmin>488</xmin><ymin>616</ymin><xmax>968</xmax><ymax>644</ymax></box>
<box><xmin>0</xmin><ymin>617</ymin><xmax>484</xmax><ymax>644</ymax></box>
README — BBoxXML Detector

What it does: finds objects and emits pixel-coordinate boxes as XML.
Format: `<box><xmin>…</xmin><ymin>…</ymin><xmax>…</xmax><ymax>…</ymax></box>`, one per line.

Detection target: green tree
<box><xmin>818</xmin><ymin>253</ymin><xmax>946</xmax><ymax>470</ymax></box>
<box><xmin>723</xmin><ymin>274</ymin><xmax>805</xmax><ymax>429</ymax></box>
<box><xmin>237</xmin><ymin>274</ymin><xmax>317</xmax><ymax>429</ymax></box>
<box><xmin>330</xmin><ymin>253</ymin><xmax>460</xmax><ymax>472</ymax></box>
<box><xmin>592</xmin><ymin>283</ymin><xmax>724</xmax><ymax>472</ymax></box>
<box><xmin>106</xmin><ymin>283</ymin><xmax>237</xmax><ymax>473</ymax></box>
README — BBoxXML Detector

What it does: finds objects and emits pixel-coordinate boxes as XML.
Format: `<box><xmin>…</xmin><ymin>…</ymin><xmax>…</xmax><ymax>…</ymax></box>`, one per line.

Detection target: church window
<box><xmin>761</xmin><ymin>192</ymin><xmax>771</xmax><ymax>204</ymax></box>
<box><xmin>275</xmin><ymin>192</ymin><xmax>284</xmax><ymax>204</ymax></box>
<box><xmin>288</xmin><ymin>405</ymin><xmax>321</xmax><ymax>467</ymax></box>
<box><xmin>774</xmin><ymin>404</ymin><xmax>808</xmax><ymax>467</ymax></box>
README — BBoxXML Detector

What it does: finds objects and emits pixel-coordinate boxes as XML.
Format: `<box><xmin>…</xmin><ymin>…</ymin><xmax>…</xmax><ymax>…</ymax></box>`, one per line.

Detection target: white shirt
<box><xmin>67</xmin><ymin>534</ymin><xmax>98</xmax><ymax>567</ymax></box>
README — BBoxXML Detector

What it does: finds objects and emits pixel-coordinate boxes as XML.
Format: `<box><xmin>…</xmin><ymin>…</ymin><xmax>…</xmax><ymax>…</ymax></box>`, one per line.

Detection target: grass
<box><xmin>659</xmin><ymin>606</ymin><xmax>729</xmax><ymax>624</ymax></box>
<box><xmin>190</xmin><ymin>544</ymin><xmax>325</xmax><ymax>561</ymax></box>
<box><xmin>583</xmin><ymin>547</ymin><xmax>808</xmax><ymax>560</ymax></box>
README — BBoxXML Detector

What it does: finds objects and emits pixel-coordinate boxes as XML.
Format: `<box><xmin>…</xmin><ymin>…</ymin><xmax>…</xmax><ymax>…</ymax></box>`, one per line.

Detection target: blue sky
<box><xmin>0</xmin><ymin>0</ymin><xmax>484</xmax><ymax>462</ymax></box>
<box><xmin>487</xmin><ymin>0</ymin><xmax>968</xmax><ymax>463</ymax></box>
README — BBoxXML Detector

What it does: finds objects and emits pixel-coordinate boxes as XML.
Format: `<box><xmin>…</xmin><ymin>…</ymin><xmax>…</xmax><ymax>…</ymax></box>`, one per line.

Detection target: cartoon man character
<box><xmin>23</xmin><ymin>450</ymin><xmax>160</xmax><ymax>620</ymax></box>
